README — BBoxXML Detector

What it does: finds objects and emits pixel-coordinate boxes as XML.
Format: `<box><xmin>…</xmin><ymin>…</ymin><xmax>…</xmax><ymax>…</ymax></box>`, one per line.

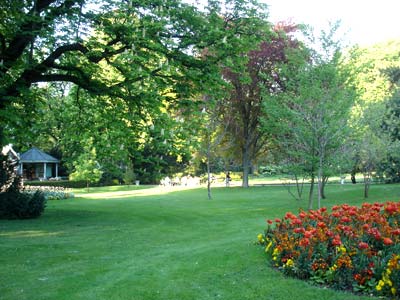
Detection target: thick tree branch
<box><xmin>2</xmin><ymin>0</ymin><xmax>83</xmax><ymax>71</ymax></box>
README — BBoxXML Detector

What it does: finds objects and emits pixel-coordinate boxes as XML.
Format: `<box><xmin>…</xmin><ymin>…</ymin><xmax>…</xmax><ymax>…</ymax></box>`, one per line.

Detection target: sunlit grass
<box><xmin>0</xmin><ymin>183</ymin><xmax>398</xmax><ymax>300</ymax></box>
<box><xmin>74</xmin><ymin>185</ymin><xmax>203</xmax><ymax>199</ymax></box>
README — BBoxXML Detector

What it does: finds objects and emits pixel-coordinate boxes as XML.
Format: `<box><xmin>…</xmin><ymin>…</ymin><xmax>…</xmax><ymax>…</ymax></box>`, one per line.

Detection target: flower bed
<box><xmin>258</xmin><ymin>202</ymin><xmax>400</xmax><ymax>298</ymax></box>
<box><xmin>23</xmin><ymin>185</ymin><xmax>74</xmax><ymax>200</ymax></box>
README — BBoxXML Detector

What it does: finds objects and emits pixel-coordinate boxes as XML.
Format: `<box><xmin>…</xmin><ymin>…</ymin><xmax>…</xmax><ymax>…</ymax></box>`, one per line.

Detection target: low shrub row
<box><xmin>23</xmin><ymin>185</ymin><xmax>74</xmax><ymax>200</ymax></box>
<box><xmin>258</xmin><ymin>202</ymin><xmax>400</xmax><ymax>298</ymax></box>
<box><xmin>25</xmin><ymin>180</ymin><xmax>93</xmax><ymax>189</ymax></box>
<box><xmin>25</xmin><ymin>179</ymin><xmax>122</xmax><ymax>189</ymax></box>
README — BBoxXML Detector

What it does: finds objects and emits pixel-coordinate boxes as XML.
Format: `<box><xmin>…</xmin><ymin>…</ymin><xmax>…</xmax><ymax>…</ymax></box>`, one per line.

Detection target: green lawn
<box><xmin>1</xmin><ymin>183</ymin><xmax>399</xmax><ymax>300</ymax></box>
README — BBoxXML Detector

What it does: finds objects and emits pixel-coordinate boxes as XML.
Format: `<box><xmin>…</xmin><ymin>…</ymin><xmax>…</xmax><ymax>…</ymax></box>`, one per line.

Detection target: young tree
<box><xmin>265</xmin><ymin>25</ymin><xmax>357</xmax><ymax>208</ymax></box>
<box><xmin>69</xmin><ymin>141</ymin><xmax>103</xmax><ymax>192</ymax></box>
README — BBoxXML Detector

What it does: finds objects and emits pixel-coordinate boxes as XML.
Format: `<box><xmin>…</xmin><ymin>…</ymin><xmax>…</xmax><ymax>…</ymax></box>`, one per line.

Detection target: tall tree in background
<box><xmin>345</xmin><ymin>40</ymin><xmax>400</xmax><ymax>194</ymax></box>
<box><xmin>221</xmin><ymin>23</ymin><xmax>301</xmax><ymax>187</ymax></box>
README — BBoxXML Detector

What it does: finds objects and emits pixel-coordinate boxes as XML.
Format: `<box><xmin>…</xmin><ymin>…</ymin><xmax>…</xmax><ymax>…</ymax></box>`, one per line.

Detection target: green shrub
<box><xmin>0</xmin><ymin>191</ymin><xmax>46</xmax><ymax>219</ymax></box>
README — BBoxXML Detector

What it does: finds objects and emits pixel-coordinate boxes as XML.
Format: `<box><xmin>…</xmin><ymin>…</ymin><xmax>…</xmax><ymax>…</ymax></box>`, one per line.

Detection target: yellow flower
<box><xmin>265</xmin><ymin>241</ymin><xmax>273</xmax><ymax>253</ymax></box>
<box><xmin>336</xmin><ymin>245</ymin><xmax>346</xmax><ymax>254</ymax></box>
<box><xmin>285</xmin><ymin>259</ymin><xmax>294</xmax><ymax>268</ymax></box>
<box><xmin>391</xmin><ymin>287</ymin><xmax>397</xmax><ymax>295</ymax></box>
<box><xmin>329</xmin><ymin>264</ymin><xmax>337</xmax><ymax>272</ymax></box>
<box><xmin>257</xmin><ymin>233</ymin><xmax>264</xmax><ymax>243</ymax></box>
<box><xmin>376</xmin><ymin>285</ymin><xmax>382</xmax><ymax>291</ymax></box>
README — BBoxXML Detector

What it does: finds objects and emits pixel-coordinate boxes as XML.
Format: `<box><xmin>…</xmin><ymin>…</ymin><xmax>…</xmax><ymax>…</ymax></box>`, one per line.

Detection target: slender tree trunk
<box><xmin>364</xmin><ymin>172</ymin><xmax>370</xmax><ymax>198</ymax></box>
<box><xmin>206</xmin><ymin>144</ymin><xmax>212</xmax><ymax>200</ymax></box>
<box><xmin>321</xmin><ymin>176</ymin><xmax>328</xmax><ymax>199</ymax></box>
<box><xmin>317</xmin><ymin>165</ymin><xmax>323</xmax><ymax>209</ymax></box>
<box><xmin>308</xmin><ymin>174</ymin><xmax>315</xmax><ymax>209</ymax></box>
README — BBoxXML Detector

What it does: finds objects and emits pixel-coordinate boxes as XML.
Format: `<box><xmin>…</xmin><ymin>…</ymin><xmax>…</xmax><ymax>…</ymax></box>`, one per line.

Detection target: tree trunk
<box><xmin>86</xmin><ymin>180</ymin><xmax>90</xmax><ymax>193</ymax></box>
<box><xmin>242</xmin><ymin>146</ymin><xmax>250</xmax><ymax>188</ymax></box>
<box><xmin>364</xmin><ymin>172</ymin><xmax>370</xmax><ymax>198</ymax></box>
<box><xmin>321</xmin><ymin>176</ymin><xmax>328</xmax><ymax>199</ymax></box>
<box><xmin>206</xmin><ymin>146</ymin><xmax>212</xmax><ymax>200</ymax></box>
<box><xmin>308</xmin><ymin>174</ymin><xmax>315</xmax><ymax>209</ymax></box>
<box><xmin>317</xmin><ymin>165</ymin><xmax>323</xmax><ymax>209</ymax></box>
<box><xmin>351</xmin><ymin>171</ymin><xmax>357</xmax><ymax>184</ymax></box>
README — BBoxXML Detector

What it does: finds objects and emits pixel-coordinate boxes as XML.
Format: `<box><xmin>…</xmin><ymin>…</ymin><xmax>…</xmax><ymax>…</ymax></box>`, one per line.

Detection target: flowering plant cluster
<box><xmin>23</xmin><ymin>185</ymin><xmax>74</xmax><ymax>200</ymax></box>
<box><xmin>258</xmin><ymin>202</ymin><xmax>400</xmax><ymax>298</ymax></box>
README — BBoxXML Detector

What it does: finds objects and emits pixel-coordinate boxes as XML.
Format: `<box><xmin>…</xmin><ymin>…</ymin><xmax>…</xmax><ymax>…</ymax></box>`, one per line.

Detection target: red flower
<box><xmin>267</xmin><ymin>219</ymin><xmax>273</xmax><ymax>224</ymax></box>
<box><xmin>299</xmin><ymin>238</ymin><xmax>310</xmax><ymax>247</ymax></box>
<box><xmin>304</xmin><ymin>231</ymin><xmax>313</xmax><ymax>238</ymax></box>
<box><xmin>285</xmin><ymin>212</ymin><xmax>294</xmax><ymax>220</ymax></box>
<box><xmin>325</xmin><ymin>230</ymin><xmax>334</xmax><ymax>237</ymax></box>
<box><xmin>299</xmin><ymin>211</ymin><xmax>307</xmax><ymax>219</ymax></box>
<box><xmin>294</xmin><ymin>227</ymin><xmax>305</xmax><ymax>234</ymax></box>
<box><xmin>383</xmin><ymin>237</ymin><xmax>393</xmax><ymax>245</ymax></box>
<box><xmin>275</xmin><ymin>218</ymin><xmax>281</xmax><ymax>223</ymax></box>
<box><xmin>340</xmin><ymin>216</ymin><xmax>351</xmax><ymax>223</ymax></box>
<box><xmin>317</xmin><ymin>221</ymin><xmax>326</xmax><ymax>228</ymax></box>
<box><xmin>385</xmin><ymin>203</ymin><xmax>398</xmax><ymax>215</ymax></box>
<box><xmin>291</xmin><ymin>218</ymin><xmax>302</xmax><ymax>226</ymax></box>
<box><xmin>391</xmin><ymin>228</ymin><xmax>400</xmax><ymax>235</ymax></box>
<box><xmin>358</xmin><ymin>242</ymin><xmax>369</xmax><ymax>250</ymax></box>
<box><xmin>332</xmin><ymin>234</ymin><xmax>342</xmax><ymax>246</ymax></box>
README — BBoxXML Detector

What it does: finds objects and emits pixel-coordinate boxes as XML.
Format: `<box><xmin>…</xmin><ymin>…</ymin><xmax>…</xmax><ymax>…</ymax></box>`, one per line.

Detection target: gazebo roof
<box><xmin>20</xmin><ymin>147</ymin><xmax>59</xmax><ymax>163</ymax></box>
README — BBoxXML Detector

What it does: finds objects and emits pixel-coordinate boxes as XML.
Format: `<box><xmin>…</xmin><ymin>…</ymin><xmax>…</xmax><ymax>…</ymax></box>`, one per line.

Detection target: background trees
<box><xmin>1</xmin><ymin>0</ymin><xmax>270</xmax><ymax>183</ymax></box>
<box><xmin>1</xmin><ymin>1</ymin><xmax>400</xmax><ymax>191</ymax></box>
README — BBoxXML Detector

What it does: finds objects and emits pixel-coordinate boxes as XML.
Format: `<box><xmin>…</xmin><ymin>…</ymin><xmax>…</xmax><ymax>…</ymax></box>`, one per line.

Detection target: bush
<box><xmin>25</xmin><ymin>179</ymin><xmax>120</xmax><ymax>189</ymax></box>
<box><xmin>258</xmin><ymin>202</ymin><xmax>400</xmax><ymax>298</ymax></box>
<box><xmin>23</xmin><ymin>185</ymin><xmax>74</xmax><ymax>200</ymax></box>
<box><xmin>0</xmin><ymin>191</ymin><xmax>47</xmax><ymax>219</ymax></box>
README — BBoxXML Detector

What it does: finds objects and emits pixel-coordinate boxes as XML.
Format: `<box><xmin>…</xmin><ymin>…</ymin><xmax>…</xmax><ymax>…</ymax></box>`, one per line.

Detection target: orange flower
<box><xmin>383</xmin><ymin>237</ymin><xmax>393</xmax><ymax>245</ymax></box>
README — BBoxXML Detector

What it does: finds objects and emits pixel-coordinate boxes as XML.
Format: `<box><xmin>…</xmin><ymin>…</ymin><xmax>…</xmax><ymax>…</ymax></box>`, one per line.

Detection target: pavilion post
<box><xmin>43</xmin><ymin>162</ymin><xmax>47</xmax><ymax>179</ymax></box>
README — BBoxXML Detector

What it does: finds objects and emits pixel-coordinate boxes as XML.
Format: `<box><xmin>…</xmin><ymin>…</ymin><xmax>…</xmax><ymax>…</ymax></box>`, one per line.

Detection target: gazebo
<box><xmin>18</xmin><ymin>147</ymin><xmax>60</xmax><ymax>180</ymax></box>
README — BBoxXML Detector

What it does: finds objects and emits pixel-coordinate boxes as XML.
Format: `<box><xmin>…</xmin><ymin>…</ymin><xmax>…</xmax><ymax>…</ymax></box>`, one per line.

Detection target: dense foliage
<box><xmin>258</xmin><ymin>202</ymin><xmax>400</xmax><ymax>298</ymax></box>
<box><xmin>1</xmin><ymin>0</ymin><xmax>270</xmax><ymax>184</ymax></box>
<box><xmin>0</xmin><ymin>154</ymin><xmax>46</xmax><ymax>219</ymax></box>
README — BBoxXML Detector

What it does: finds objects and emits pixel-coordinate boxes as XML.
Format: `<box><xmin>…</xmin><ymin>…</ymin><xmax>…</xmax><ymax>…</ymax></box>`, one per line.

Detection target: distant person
<box><xmin>225</xmin><ymin>172</ymin><xmax>231</xmax><ymax>187</ymax></box>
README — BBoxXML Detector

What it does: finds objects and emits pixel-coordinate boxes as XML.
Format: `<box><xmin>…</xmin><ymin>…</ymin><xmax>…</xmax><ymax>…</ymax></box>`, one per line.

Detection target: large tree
<box><xmin>1</xmin><ymin>0</ymin><xmax>272</xmax><ymax>184</ymax></box>
<box><xmin>0</xmin><ymin>0</ymin><xmax>269</xmax><ymax>145</ymax></box>
<box><xmin>220</xmin><ymin>23</ymin><xmax>301</xmax><ymax>187</ymax></box>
